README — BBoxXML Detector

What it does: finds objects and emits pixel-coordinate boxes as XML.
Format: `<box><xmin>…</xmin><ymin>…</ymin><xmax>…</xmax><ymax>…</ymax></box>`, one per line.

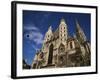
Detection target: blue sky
<box><xmin>23</xmin><ymin>10</ymin><xmax>91</xmax><ymax>65</ymax></box>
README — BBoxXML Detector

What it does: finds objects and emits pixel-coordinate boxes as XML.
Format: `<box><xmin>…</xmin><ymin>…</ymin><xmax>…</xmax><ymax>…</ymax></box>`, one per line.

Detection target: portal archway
<box><xmin>48</xmin><ymin>44</ymin><xmax>53</xmax><ymax>64</ymax></box>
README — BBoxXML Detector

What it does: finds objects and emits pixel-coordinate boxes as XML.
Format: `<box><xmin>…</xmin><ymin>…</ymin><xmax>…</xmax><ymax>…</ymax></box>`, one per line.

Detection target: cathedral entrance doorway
<box><xmin>48</xmin><ymin>44</ymin><xmax>53</xmax><ymax>64</ymax></box>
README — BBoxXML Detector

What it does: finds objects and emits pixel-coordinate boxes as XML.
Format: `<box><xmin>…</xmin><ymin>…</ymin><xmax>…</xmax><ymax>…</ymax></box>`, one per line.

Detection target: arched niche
<box><xmin>58</xmin><ymin>43</ymin><xmax>65</xmax><ymax>53</ymax></box>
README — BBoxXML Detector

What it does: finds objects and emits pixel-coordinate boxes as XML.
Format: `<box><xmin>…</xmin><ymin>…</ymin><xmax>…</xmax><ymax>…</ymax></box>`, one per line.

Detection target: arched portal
<box><xmin>48</xmin><ymin>44</ymin><xmax>53</xmax><ymax>64</ymax></box>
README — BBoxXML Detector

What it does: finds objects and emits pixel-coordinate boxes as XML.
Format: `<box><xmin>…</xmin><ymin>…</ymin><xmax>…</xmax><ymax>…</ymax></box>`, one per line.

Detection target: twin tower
<box><xmin>43</xmin><ymin>18</ymin><xmax>86</xmax><ymax>45</ymax></box>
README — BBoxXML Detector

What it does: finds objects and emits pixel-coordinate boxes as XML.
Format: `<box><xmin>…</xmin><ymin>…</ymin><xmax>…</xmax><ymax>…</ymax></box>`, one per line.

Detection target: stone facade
<box><xmin>31</xmin><ymin>18</ymin><xmax>91</xmax><ymax>69</ymax></box>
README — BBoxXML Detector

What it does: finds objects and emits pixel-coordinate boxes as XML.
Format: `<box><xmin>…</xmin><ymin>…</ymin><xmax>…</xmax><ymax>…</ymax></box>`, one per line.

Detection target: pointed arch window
<box><xmin>59</xmin><ymin>43</ymin><xmax>65</xmax><ymax>53</ymax></box>
<box><xmin>70</xmin><ymin>42</ymin><xmax>73</xmax><ymax>49</ymax></box>
<box><xmin>69</xmin><ymin>41</ymin><xmax>75</xmax><ymax>49</ymax></box>
<box><xmin>61</xmin><ymin>34</ymin><xmax>62</xmax><ymax>37</ymax></box>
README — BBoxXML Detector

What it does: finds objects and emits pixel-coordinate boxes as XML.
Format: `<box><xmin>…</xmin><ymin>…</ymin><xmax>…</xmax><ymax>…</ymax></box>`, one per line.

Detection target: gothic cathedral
<box><xmin>31</xmin><ymin>18</ymin><xmax>91</xmax><ymax>69</ymax></box>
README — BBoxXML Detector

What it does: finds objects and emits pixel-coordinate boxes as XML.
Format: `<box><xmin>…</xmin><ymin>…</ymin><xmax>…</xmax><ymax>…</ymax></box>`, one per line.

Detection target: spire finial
<box><xmin>76</xmin><ymin>19</ymin><xmax>81</xmax><ymax>30</ymax></box>
<box><xmin>61</xmin><ymin>18</ymin><xmax>65</xmax><ymax>23</ymax></box>
<box><xmin>48</xmin><ymin>25</ymin><xmax>52</xmax><ymax>30</ymax></box>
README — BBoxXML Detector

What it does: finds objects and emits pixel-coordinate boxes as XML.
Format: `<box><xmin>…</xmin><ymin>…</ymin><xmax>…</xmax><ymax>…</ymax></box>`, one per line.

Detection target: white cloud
<box><xmin>25</xmin><ymin>30</ymin><xmax>44</xmax><ymax>45</ymax></box>
<box><xmin>29</xmin><ymin>31</ymin><xmax>43</xmax><ymax>44</ymax></box>
<box><xmin>24</xmin><ymin>26</ymin><xmax>39</xmax><ymax>31</ymax></box>
<box><xmin>24</xmin><ymin>25</ymin><xmax>44</xmax><ymax>52</ymax></box>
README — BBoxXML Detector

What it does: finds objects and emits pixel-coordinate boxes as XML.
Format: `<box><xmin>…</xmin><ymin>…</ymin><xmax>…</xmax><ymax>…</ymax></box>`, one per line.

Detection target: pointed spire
<box><xmin>46</xmin><ymin>25</ymin><xmax>52</xmax><ymax>34</ymax></box>
<box><xmin>60</xmin><ymin>18</ymin><xmax>66</xmax><ymax>24</ymax></box>
<box><xmin>75</xmin><ymin>19</ymin><xmax>87</xmax><ymax>42</ymax></box>
<box><xmin>47</xmin><ymin>25</ymin><xmax>52</xmax><ymax>34</ymax></box>
<box><xmin>61</xmin><ymin>18</ymin><xmax>65</xmax><ymax>22</ymax></box>
<box><xmin>48</xmin><ymin>25</ymin><xmax>52</xmax><ymax>30</ymax></box>
<box><xmin>76</xmin><ymin>19</ymin><xmax>81</xmax><ymax>31</ymax></box>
